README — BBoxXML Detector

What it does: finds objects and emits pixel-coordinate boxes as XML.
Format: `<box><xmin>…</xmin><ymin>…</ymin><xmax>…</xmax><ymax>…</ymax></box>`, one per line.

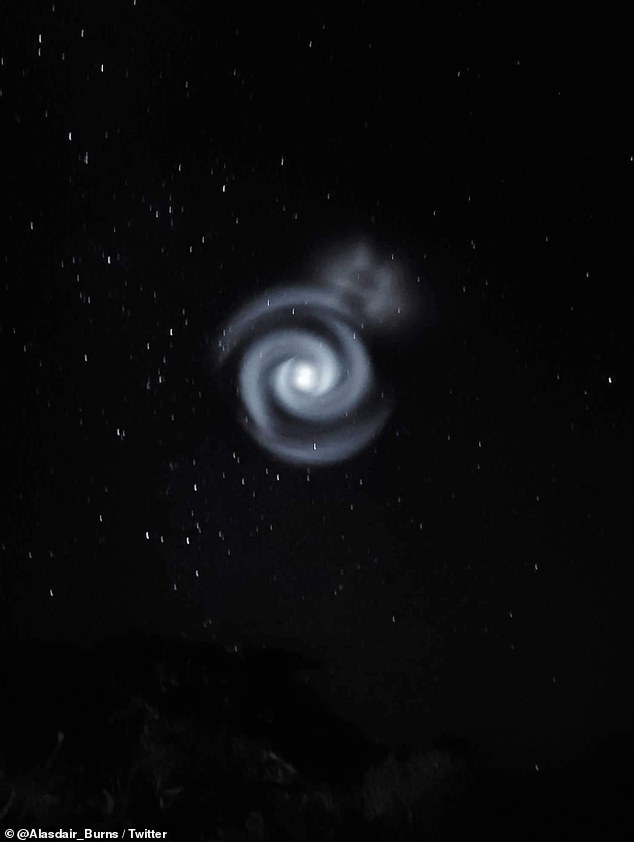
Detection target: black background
<box><xmin>2</xmin><ymin>0</ymin><xmax>632</xmax><ymax>787</ymax></box>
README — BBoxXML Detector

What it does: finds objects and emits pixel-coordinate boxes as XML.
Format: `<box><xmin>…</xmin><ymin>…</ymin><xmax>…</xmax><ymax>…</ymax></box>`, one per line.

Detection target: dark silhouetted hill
<box><xmin>0</xmin><ymin>636</ymin><xmax>631</xmax><ymax>840</ymax></box>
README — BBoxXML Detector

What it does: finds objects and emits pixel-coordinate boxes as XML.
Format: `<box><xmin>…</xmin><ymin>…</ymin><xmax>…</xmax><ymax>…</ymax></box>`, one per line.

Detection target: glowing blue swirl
<box><xmin>218</xmin><ymin>283</ymin><xmax>391</xmax><ymax>466</ymax></box>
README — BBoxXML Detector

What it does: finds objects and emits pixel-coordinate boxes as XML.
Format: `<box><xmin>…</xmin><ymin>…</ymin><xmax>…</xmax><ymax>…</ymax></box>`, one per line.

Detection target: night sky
<box><xmin>2</xmin><ymin>0</ymin><xmax>632</xmax><ymax>784</ymax></box>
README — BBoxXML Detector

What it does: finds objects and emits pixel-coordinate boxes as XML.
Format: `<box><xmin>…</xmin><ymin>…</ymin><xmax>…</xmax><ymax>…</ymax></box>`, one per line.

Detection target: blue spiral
<box><xmin>217</xmin><ymin>245</ymin><xmax>407</xmax><ymax>466</ymax></box>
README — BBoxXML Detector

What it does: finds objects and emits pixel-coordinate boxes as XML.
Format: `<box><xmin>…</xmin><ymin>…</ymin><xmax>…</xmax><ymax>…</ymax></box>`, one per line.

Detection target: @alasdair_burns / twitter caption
<box><xmin>4</xmin><ymin>830</ymin><xmax>167</xmax><ymax>839</ymax></box>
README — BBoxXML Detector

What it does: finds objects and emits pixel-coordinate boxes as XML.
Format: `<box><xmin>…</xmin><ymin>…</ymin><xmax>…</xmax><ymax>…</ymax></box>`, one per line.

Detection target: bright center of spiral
<box><xmin>291</xmin><ymin>360</ymin><xmax>320</xmax><ymax>393</ymax></box>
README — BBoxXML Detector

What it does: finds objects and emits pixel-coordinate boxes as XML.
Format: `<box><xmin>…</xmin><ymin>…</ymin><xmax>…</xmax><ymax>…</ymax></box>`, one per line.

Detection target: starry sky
<box><xmin>2</xmin><ymin>1</ymin><xmax>632</xmax><ymax>775</ymax></box>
